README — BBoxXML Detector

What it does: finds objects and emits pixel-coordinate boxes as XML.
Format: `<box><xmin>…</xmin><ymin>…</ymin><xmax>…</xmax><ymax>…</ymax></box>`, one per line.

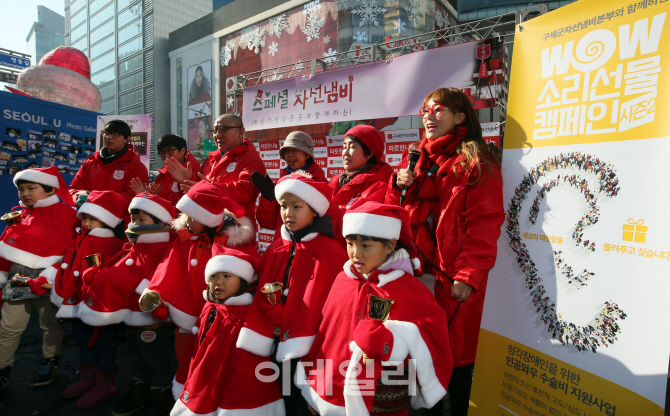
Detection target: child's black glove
<box><xmin>251</xmin><ymin>172</ymin><xmax>275</xmax><ymax>201</ymax></box>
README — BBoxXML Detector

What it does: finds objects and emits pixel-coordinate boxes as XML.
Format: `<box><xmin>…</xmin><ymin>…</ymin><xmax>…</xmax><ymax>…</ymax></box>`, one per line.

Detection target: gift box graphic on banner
<box><xmin>622</xmin><ymin>219</ymin><xmax>647</xmax><ymax>243</ymax></box>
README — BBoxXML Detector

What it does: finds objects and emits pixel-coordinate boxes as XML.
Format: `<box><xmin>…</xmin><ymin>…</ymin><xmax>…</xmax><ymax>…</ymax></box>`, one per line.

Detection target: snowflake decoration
<box><xmin>393</xmin><ymin>18</ymin><xmax>406</xmax><ymax>33</ymax></box>
<box><xmin>264</xmin><ymin>69</ymin><xmax>284</xmax><ymax>83</ymax></box>
<box><xmin>268</xmin><ymin>41</ymin><xmax>279</xmax><ymax>56</ymax></box>
<box><xmin>323</xmin><ymin>35</ymin><xmax>331</xmax><ymax>45</ymax></box>
<box><xmin>226</xmin><ymin>96</ymin><xmax>235</xmax><ymax>109</ymax></box>
<box><xmin>269</xmin><ymin>13</ymin><xmax>289</xmax><ymax>38</ymax></box>
<box><xmin>220</xmin><ymin>45</ymin><xmax>232</xmax><ymax>67</ymax></box>
<box><xmin>323</xmin><ymin>48</ymin><xmax>337</xmax><ymax>64</ymax></box>
<box><xmin>435</xmin><ymin>9</ymin><xmax>446</xmax><ymax>29</ymax></box>
<box><xmin>351</xmin><ymin>0</ymin><xmax>387</xmax><ymax>27</ymax></box>
<box><xmin>353</xmin><ymin>31</ymin><xmax>368</xmax><ymax>42</ymax></box>
<box><xmin>303</xmin><ymin>0</ymin><xmax>321</xmax><ymax>15</ymax></box>
<box><xmin>245</xmin><ymin>27</ymin><xmax>266</xmax><ymax>54</ymax></box>
<box><xmin>404</xmin><ymin>0</ymin><xmax>424</xmax><ymax>25</ymax></box>
<box><xmin>334</xmin><ymin>0</ymin><xmax>349</xmax><ymax>11</ymax></box>
<box><xmin>292</xmin><ymin>62</ymin><xmax>305</xmax><ymax>73</ymax></box>
<box><xmin>303</xmin><ymin>9</ymin><xmax>325</xmax><ymax>41</ymax></box>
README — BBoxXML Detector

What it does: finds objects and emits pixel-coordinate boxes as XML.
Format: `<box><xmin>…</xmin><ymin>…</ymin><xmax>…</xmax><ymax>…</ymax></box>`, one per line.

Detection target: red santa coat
<box><xmin>0</xmin><ymin>195</ymin><xmax>77</xmax><ymax>287</ymax></box>
<box><xmin>256</xmin><ymin>163</ymin><xmax>327</xmax><ymax>240</ymax></box>
<box><xmin>69</xmin><ymin>144</ymin><xmax>149</xmax><ymax>208</ymax></box>
<box><xmin>170</xmin><ymin>293</ymin><xmax>284</xmax><ymax>416</ymax></box>
<box><xmin>51</xmin><ymin>227</ymin><xmax>124</xmax><ymax>318</ymax></box>
<box><xmin>328</xmin><ymin>162</ymin><xmax>393</xmax><ymax>248</ymax></box>
<box><xmin>385</xmin><ymin>151</ymin><xmax>504</xmax><ymax>367</ymax></box>
<box><xmin>155</xmin><ymin>151</ymin><xmax>202</xmax><ymax>208</ymax></box>
<box><xmin>237</xmin><ymin>227</ymin><xmax>348</xmax><ymax>362</ymax></box>
<box><xmin>296</xmin><ymin>261</ymin><xmax>453</xmax><ymax>415</ymax></box>
<box><xmin>201</xmin><ymin>139</ymin><xmax>266</xmax><ymax>221</ymax></box>
<box><xmin>146</xmin><ymin>217</ymin><xmax>256</xmax><ymax>333</ymax></box>
<box><xmin>77</xmin><ymin>232</ymin><xmax>171</xmax><ymax>326</ymax></box>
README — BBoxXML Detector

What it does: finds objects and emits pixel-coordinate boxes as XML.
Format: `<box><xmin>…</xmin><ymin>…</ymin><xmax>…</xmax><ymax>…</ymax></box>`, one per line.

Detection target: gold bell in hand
<box><xmin>139</xmin><ymin>290</ymin><xmax>162</xmax><ymax>312</ymax></box>
<box><xmin>84</xmin><ymin>253</ymin><xmax>103</xmax><ymax>267</ymax></box>
<box><xmin>1</xmin><ymin>211</ymin><xmax>21</xmax><ymax>227</ymax></box>
<box><xmin>261</xmin><ymin>283</ymin><xmax>283</xmax><ymax>306</ymax></box>
<box><xmin>363</xmin><ymin>294</ymin><xmax>395</xmax><ymax>364</ymax></box>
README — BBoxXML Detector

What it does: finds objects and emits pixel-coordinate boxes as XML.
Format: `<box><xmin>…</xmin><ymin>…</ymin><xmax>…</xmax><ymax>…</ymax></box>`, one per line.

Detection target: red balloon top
<box><xmin>39</xmin><ymin>46</ymin><xmax>91</xmax><ymax>80</ymax></box>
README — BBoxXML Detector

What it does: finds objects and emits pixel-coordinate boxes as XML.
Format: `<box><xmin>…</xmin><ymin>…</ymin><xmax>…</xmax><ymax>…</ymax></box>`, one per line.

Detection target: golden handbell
<box><xmin>84</xmin><ymin>253</ymin><xmax>103</xmax><ymax>267</ymax></box>
<box><xmin>261</xmin><ymin>283</ymin><xmax>283</xmax><ymax>306</ymax></box>
<box><xmin>363</xmin><ymin>295</ymin><xmax>395</xmax><ymax>364</ymax></box>
<box><xmin>1</xmin><ymin>211</ymin><xmax>21</xmax><ymax>227</ymax></box>
<box><xmin>139</xmin><ymin>290</ymin><xmax>162</xmax><ymax>312</ymax></box>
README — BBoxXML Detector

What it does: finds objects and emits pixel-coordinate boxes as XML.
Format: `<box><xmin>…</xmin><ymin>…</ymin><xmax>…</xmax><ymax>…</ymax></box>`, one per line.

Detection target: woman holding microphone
<box><xmin>385</xmin><ymin>87</ymin><xmax>504</xmax><ymax>415</ymax></box>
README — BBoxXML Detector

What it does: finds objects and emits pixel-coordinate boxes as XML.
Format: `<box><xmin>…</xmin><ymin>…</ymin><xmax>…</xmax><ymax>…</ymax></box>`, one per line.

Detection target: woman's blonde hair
<box><xmin>423</xmin><ymin>87</ymin><xmax>502</xmax><ymax>184</ymax></box>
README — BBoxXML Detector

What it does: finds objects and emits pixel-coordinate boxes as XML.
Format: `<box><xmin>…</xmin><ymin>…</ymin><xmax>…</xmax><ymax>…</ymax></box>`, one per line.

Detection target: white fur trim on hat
<box><xmin>204</xmin><ymin>255</ymin><xmax>255</xmax><ymax>284</ymax></box>
<box><xmin>78</xmin><ymin>202</ymin><xmax>122</xmax><ymax>228</ymax></box>
<box><xmin>342</xmin><ymin>212</ymin><xmax>402</xmax><ymax>240</ymax></box>
<box><xmin>274</xmin><ymin>178</ymin><xmax>329</xmax><ymax>217</ymax></box>
<box><xmin>129</xmin><ymin>196</ymin><xmax>173</xmax><ymax>223</ymax></box>
<box><xmin>176</xmin><ymin>195</ymin><xmax>224</xmax><ymax>228</ymax></box>
<box><xmin>14</xmin><ymin>170</ymin><xmax>60</xmax><ymax>188</ymax></box>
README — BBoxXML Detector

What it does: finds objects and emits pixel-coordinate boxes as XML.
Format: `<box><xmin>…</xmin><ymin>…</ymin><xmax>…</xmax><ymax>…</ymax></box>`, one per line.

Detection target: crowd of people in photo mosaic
<box><xmin>506</xmin><ymin>151</ymin><xmax>627</xmax><ymax>353</ymax></box>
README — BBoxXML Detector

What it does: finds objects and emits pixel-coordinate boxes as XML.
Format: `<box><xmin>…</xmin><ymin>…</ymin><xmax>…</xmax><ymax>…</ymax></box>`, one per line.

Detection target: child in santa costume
<box><xmin>53</xmin><ymin>191</ymin><xmax>126</xmax><ymax>401</ymax></box>
<box><xmin>51</xmin><ymin>190</ymin><xmax>127</xmax><ymax>319</ymax></box>
<box><xmin>295</xmin><ymin>199</ymin><xmax>453</xmax><ymax>416</ymax></box>
<box><xmin>171</xmin><ymin>245</ymin><xmax>285</xmax><ymax>416</ymax></box>
<box><xmin>76</xmin><ymin>193</ymin><xmax>174</xmax><ymax>410</ymax></box>
<box><xmin>237</xmin><ymin>172</ymin><xmax>348</xmax><ymax>414</ymax></box>
<box><xmin>0</xmin><ymin>166</ymin><xmax>77</xmax><ymax>391</ymax></box>
<box><xmin>145</xmin><ymin>180</ymin><xmax>256</xmax><ymax>399</ymax></box>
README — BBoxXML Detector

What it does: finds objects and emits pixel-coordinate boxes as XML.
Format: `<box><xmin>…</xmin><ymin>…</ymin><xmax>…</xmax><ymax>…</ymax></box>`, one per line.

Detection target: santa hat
<box><xmin>205</xmin><ymin>244</ymin><xmax>261</xmax><ymax>284</ymax></box>
<box><xmin>274</xmin><ymin>171</ymin><xmax>332</xmax><ymax>217</ymax></box>
<box><xmin>77</xmin><ymin>191</ymin><xmax>126</xmax><ymax>228</ymax></box>
<box><xmin>13</xmin><ymin>166</ymin><xmax>74</xmax><ymax>206</ymax></box>
<box><xmin>344</xmin><ymin>124</ymin><xmax>384</xmax><ymax>162</ymax></box>
<box><xmin>176</xmin><ymin>181</ymin><xmax>245</xmax><ymax>228</ymax></box>
<box><xmin>129</xmin><ymin>193</ymin><xmax>175</xmax><ymax>223</ymax></box>
<box><xmin>342</xmin><ymin>198</ymin><xmax>420</xmax><ymax>269</ymax></box>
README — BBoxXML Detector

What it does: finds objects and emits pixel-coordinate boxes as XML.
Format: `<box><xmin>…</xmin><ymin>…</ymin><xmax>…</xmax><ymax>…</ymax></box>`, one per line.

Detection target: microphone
<box><xmin>400</xmin><ymin>148</ymin><xmax>422</xmax><ymax>206</ymax></box>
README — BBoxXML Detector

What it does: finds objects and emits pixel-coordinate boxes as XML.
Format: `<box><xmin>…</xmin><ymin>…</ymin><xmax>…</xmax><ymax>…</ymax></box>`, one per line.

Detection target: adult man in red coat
<box><xmin>169</xmin><ymin>114</ymin><xmax>266</xmax><ymax>224</ymax></box>
<box><xmin>69</xmin><ymin>119</ymin><xmax>148</xmax><ymax>211</ymax></box>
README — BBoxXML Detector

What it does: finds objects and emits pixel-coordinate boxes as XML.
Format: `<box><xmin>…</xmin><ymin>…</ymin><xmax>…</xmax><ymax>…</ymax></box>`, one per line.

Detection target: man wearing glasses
<box><xmin>130</xmin><ymin>134</ymin><xmax>201</xmax><ymax>207</ymax></box>
<box><xmin>167</xmin><ymin>114</ymin><xmax>265</xmax><ymax>223</ymax></box>
<box><xmin>69</xmin><ymin>119</ymin><xmax>148</xmax><ymax>212</ymax></box>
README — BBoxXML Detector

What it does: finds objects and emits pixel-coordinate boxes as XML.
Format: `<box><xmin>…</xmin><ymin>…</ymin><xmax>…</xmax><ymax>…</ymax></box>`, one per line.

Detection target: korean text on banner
<box><xmin>470</xmin><ymin>1</ymin><xmax>670</xmax><ymax>416</ymax></box>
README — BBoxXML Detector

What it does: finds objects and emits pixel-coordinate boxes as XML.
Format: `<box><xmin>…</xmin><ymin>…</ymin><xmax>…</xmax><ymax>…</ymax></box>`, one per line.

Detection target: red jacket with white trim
<box><xmin>0</xmin><ymin>195</ymin><xmax>77</xmax><ymax>288</ymax></box>
<box><xmin>296</xmin><ymin>257</ymin><xmax>453</xmax><ymax>415</ymax></box>
<box><xmin>171</xmin><ymin>293</ymin><xmax>284</xmax><ymax>416</ymax></box>
<box><xmin>255</xmin><ymin>163</ymin><xmax>327</xmax><ymax>240</ymax></box>
<box><xmin>385</xmin><ymin>150</ymin><xmax>504</xmax><ymax>367</ymax></box>
<box><xmin>77</xmin><ymin>232</ymin><xmax>170</xmax><ymax>326</ymax></box>
<box><xmin>237</xmin><ymin>227</ymin><xmax>348</xmax><ymax>362</ymax></box>
<box><xmin>201</xmin><ymin>139</ymin><xmax>266</xmax><ymax>221</ymax></box>
<box><xmin>328</xmin><ymin>162</ymin><xmax>393</xmax><ymax>248</ymax></box>
<box><xmin>146</xmin><ymin>217</ymin><xmax>257</xmax><ymax>332</ymax></box>
<box><xmin>69</xmin><ymin>144</ymin><xmax>149</xmax><ymax>207</ymax></box>
<box><xmin>51</xmin><ymin>227</ymin><xmax>124</xmax><ymax>318</ymax></box>
<box><xmin>155</xmin><ymin>151</ymin><xmax>201</xmax><ymax>208</ymax></box>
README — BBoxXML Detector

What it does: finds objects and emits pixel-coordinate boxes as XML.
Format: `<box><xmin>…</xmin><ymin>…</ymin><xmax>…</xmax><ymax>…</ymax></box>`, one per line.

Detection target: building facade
<box><xmin>458</xmin><ymin>0</ymin><xmax>576</xmax><ymax>21</ymax></box>
<box><xmin>168</xmin><ymin>0</ymin><xmax>459</xmax><ymax>160</ymax></box>
<box><xmin>63</xmin><ymin>0</ymin><xmax>212</xmax><ymax>168</ymax></box>
<box><xmin>26</xmin><ymin>6</ymin><xmax>65</xmax><ymax>64</ymax></box>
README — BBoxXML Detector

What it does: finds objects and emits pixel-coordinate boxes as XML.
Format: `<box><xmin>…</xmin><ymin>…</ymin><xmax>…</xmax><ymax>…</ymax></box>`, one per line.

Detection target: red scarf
<box><xmin>413</xmin><ymin>125</ymin><xmax>468</xmax><ymax>195</ymax></box>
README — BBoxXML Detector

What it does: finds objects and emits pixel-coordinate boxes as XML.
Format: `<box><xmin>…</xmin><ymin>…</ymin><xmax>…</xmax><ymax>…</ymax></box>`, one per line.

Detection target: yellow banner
<box><xmin>470</xmin><ymin>330</ymin><xmax>664</xmax><ymax>416</ymax></box>
<box><xmin>504</xmin><ymin>0</ymin><xmax>669</xmax><ymax>149</ymax></box>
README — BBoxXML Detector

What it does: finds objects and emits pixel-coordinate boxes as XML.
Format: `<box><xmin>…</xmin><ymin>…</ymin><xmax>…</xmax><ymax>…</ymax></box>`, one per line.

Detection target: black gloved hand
<box><xmin>251</xmin><ymin>171</ymin><xmax>275</xmax><ymax>201</ymax></box>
